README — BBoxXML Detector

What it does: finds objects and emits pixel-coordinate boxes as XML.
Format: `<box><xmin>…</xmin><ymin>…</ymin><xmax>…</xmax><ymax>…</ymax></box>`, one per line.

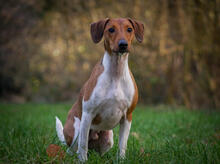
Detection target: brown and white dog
<box><xmin>56</xmin><ymin>18</ymin><xmax>144</xmax><ymax>162</ymax></box>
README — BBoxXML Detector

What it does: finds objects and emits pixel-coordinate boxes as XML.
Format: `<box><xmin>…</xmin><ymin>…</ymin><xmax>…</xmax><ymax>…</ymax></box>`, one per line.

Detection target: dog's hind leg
<box><xmin>88</xmin><ymin>130</ymin><xmax>114</xmax><ymax>156</ymax></box>
<box><xmin>63</xmin><ymin>117</ymin><xmax>81</xmax><ymax>155</ymax></box>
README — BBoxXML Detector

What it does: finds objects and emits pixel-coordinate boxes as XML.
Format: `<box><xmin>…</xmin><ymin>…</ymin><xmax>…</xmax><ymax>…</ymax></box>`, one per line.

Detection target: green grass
<box><xmin>0</xmin><ymin>103</ymin><xmax>219</xmax><ymax>163</ymax></box>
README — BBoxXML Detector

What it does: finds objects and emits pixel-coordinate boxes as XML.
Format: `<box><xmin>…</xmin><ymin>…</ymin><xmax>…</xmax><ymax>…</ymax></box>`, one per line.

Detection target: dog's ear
<box><xmin>90</xmin><ymin>18</ymin><xmax>110</xmax><ymax>43</ymax></box>
<box><xmin>128</xmin><ymin>18</ymin><xmax>144</xmax><ymax>43</ymax></box>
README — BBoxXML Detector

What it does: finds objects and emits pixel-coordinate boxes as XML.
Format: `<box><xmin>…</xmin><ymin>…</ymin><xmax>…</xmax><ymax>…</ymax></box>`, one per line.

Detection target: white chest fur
<box><xmin>83</xmin><ymin>52</ymin><xmax>135</xmax><ymax>130</ymax></box>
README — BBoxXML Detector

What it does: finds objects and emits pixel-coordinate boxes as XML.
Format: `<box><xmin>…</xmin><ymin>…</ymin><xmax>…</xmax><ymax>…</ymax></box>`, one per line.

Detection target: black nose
<box><xmin>118</xmin><ymin>40</ymin><xmax>128</xmax><ymax>51</ymax></box>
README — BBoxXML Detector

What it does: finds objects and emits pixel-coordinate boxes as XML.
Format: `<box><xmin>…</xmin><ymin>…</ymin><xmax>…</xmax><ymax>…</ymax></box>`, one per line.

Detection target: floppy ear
<box><xmin>90</xmin><ymin>18</ymin><xmax>110</xmax><ymax>43</ymax></box>
<box><xmin>128</xmin><ymin>18</ymin><xmax>144</xmax><ymax>43</ymax></box>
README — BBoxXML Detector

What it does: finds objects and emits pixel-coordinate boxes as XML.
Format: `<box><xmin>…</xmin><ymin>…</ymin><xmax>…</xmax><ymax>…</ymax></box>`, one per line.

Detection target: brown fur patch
<box><xmin>84</xmin><ymin>60</ymin><xmax>104</xmax><ymax>101</ymax></box>
<box><xmin>63</xmin><ymin>119</ymin><xmax>75</xmax><ymax>146</ymax></box>
<box><xmin>126</xmin><ymin>69</ymin><xmax>138</xmax><ymax>122</ymax></box>
<box><xmin>90</xmin><ymin>18</ymin><xmax>110</xmax><ymax>43</ymax></box>
<box><xmin>92</xmin><ymin>113</ymin><xmax>102</xmax><ymax>125</ymax></box>
<box><xmin>128</xmin><ymin>18</ymin><xmax>144</xmax><ymax>43</ymax></box>
<box><xmin>63</xmin><ymin>60</ymin><xmax>104</xmax><ymax>146</ymax></box>
<box><xmin>63</xmin><ymin>97</ymin><xmax>82</xmax><ymax>146</ymax></box>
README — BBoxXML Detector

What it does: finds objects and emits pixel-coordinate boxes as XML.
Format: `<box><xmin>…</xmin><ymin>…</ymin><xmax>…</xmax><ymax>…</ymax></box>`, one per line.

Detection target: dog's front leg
<box><xmin>77</xmin><ymin>111</ymin><xmax>93</xmax><ymax>162</ymax></box>
<box><xmin>119</xmin><ymin>117</ymin><xmax>131</xmax><ymax>158</ymax></box>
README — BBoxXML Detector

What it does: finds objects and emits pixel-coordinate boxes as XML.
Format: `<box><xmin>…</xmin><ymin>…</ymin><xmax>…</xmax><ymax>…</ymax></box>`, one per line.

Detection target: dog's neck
<box><xmin>102</xmin><ymin>51</ymin><xmax>129</xmax><ymax>79</ymax></box>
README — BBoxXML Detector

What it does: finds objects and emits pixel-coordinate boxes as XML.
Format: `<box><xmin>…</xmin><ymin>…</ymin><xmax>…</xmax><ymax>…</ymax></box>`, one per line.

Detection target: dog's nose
<box><xmin>118</xmin><ymin>40</ymin><xmax>128</xmax><ymax>51</ymax></box>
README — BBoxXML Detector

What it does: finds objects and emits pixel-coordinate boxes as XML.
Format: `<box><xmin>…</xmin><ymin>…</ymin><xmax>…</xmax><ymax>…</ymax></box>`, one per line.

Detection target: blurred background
<box><xmin>0</xmin><ymin>0</ymin><xmax>219</xmax><ymax>109</ymax></box>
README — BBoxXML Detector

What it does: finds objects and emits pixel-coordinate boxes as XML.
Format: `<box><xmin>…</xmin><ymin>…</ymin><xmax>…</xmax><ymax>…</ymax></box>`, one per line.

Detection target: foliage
<box><xmin>0</xmin><ymin>103</ymin><xmax>219</xmax><ymax>163</ymax></box>
<box><xmin>0</xmin><ymin>0</ymin><xmax>219</xmax><ymax>108</ymax></box>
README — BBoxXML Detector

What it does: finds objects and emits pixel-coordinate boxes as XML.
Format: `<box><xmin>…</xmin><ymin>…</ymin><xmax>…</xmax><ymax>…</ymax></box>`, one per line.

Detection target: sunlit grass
<box><xmin>0</xmin><ymin>103</ymin><xmax>219</xmax><ymax>163</ymax></box>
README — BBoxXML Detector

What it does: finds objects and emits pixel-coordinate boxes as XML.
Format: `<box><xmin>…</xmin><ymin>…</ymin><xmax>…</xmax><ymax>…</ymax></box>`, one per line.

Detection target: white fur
<box><xmin>119</xmin><ymin>119</ymin><xmax>131</xmax><ymax>158</ymax></box>
<box><xmin>67</xmin><ymin>117</ymin><xmax>81</xmax><ymax>155</ymax></box>
<box><xmin>78</xmin><ymin>51</ymin><xmax>135</xmax><ymax>161</ymax></box>
<box><xmin>73</xmin><ymin>117</ymin><xmax>81</xmax><ymax>142</ymax></box>
<box><xmin>109</xmin><ymin>130</ymin><xmax>114</xmax><ymax>148</ymax></box>
<box><xmin>77</xmin><ymin>112</ymin><xmax>93</xmax><ymax>161</ymax></box>
<box><xmin>55</xmin><ymin>116</ymin><xmax>66</xmax><ymax>145</ymax></box>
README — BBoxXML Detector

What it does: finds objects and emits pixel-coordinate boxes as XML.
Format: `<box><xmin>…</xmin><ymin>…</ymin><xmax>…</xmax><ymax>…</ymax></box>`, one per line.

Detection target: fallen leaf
<box><xmin>46</xmin><ymin>144</ymin><xmax>65</xmax><ymax>160</ymax></box>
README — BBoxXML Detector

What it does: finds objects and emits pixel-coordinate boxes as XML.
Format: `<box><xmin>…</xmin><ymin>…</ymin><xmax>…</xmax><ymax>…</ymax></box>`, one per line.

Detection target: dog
<box><xmin>56</xmin><ymin>18</ymin><xmax>144</xmax><ymax>162</ymax></box>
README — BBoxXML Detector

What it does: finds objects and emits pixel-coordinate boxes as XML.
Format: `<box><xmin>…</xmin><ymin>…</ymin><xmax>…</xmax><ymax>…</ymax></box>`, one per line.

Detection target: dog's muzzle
<box><xmin>118</xmin><ymin>39</ymin><xmax>128</xmax><ymax>53</ymax></box>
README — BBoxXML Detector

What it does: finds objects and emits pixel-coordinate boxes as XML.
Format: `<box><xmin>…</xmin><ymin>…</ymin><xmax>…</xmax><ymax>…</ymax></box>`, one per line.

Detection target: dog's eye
<box><xmin>127</xmin><ymin>27</ymin><xmax>132</xmax><ymax>32</ymax></box>
<box><xmin>108</xmin><ymin>28</ymin><xmax>115</xmax><ymax>33</ymax></box>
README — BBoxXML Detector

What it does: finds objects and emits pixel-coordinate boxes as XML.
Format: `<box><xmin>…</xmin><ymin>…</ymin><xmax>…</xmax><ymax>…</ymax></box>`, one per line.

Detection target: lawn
<box><xmin>0</xmin><ymin>103</ymin><xmax>219</xmax><ymax>163</ymax></box>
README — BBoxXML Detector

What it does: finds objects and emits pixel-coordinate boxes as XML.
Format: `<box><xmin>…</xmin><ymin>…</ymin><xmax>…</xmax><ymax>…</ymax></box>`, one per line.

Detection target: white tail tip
<box><xmin>55</xmin><ymin>116</ymin><xmax>66</xmax><ymax>144</ymax></box>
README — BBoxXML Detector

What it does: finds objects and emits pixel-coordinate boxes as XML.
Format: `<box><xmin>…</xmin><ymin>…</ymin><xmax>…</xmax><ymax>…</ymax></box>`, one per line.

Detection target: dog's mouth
<box><xmin>113</xmin><ymin>50</ymin><xmax>129</xmax><ymax>55</ymax></box>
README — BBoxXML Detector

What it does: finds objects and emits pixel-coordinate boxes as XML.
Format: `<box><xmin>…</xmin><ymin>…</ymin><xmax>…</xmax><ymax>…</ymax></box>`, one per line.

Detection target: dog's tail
<box><xmin>55</xmin><ymin>116</ymin><xmax>66</xmax><ymax>145</ymax></box>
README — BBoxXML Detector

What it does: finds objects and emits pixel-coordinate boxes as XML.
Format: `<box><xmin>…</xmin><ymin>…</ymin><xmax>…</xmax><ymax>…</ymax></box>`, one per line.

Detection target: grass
<box><xmin>0</xmin><ymin>103</ymin><xmax>219</xmax><ymax>163</ymax></box>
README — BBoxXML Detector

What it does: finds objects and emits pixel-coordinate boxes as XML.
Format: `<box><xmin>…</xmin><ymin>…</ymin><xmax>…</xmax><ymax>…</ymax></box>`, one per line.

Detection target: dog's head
<box><xmin>90</xmin><ymin>18</ymin><xmax>144</xmax><ymax>54</ymax></box>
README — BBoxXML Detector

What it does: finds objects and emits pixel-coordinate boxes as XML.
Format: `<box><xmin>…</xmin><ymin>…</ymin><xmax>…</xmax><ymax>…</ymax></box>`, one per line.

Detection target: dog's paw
<box><xmin>119</xmin><ymin>150</ymin><xmax>126</xmax><ymax>159</ymax></box>
<box><xmin>66</xmin><ymin>147</ymin><xmax>74</xmax><ymax>156</ymax></box>
<box><xmin>77</xmin><ymin>149</ymin><xmax>88</xmax><ymax>162</ymax></box>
